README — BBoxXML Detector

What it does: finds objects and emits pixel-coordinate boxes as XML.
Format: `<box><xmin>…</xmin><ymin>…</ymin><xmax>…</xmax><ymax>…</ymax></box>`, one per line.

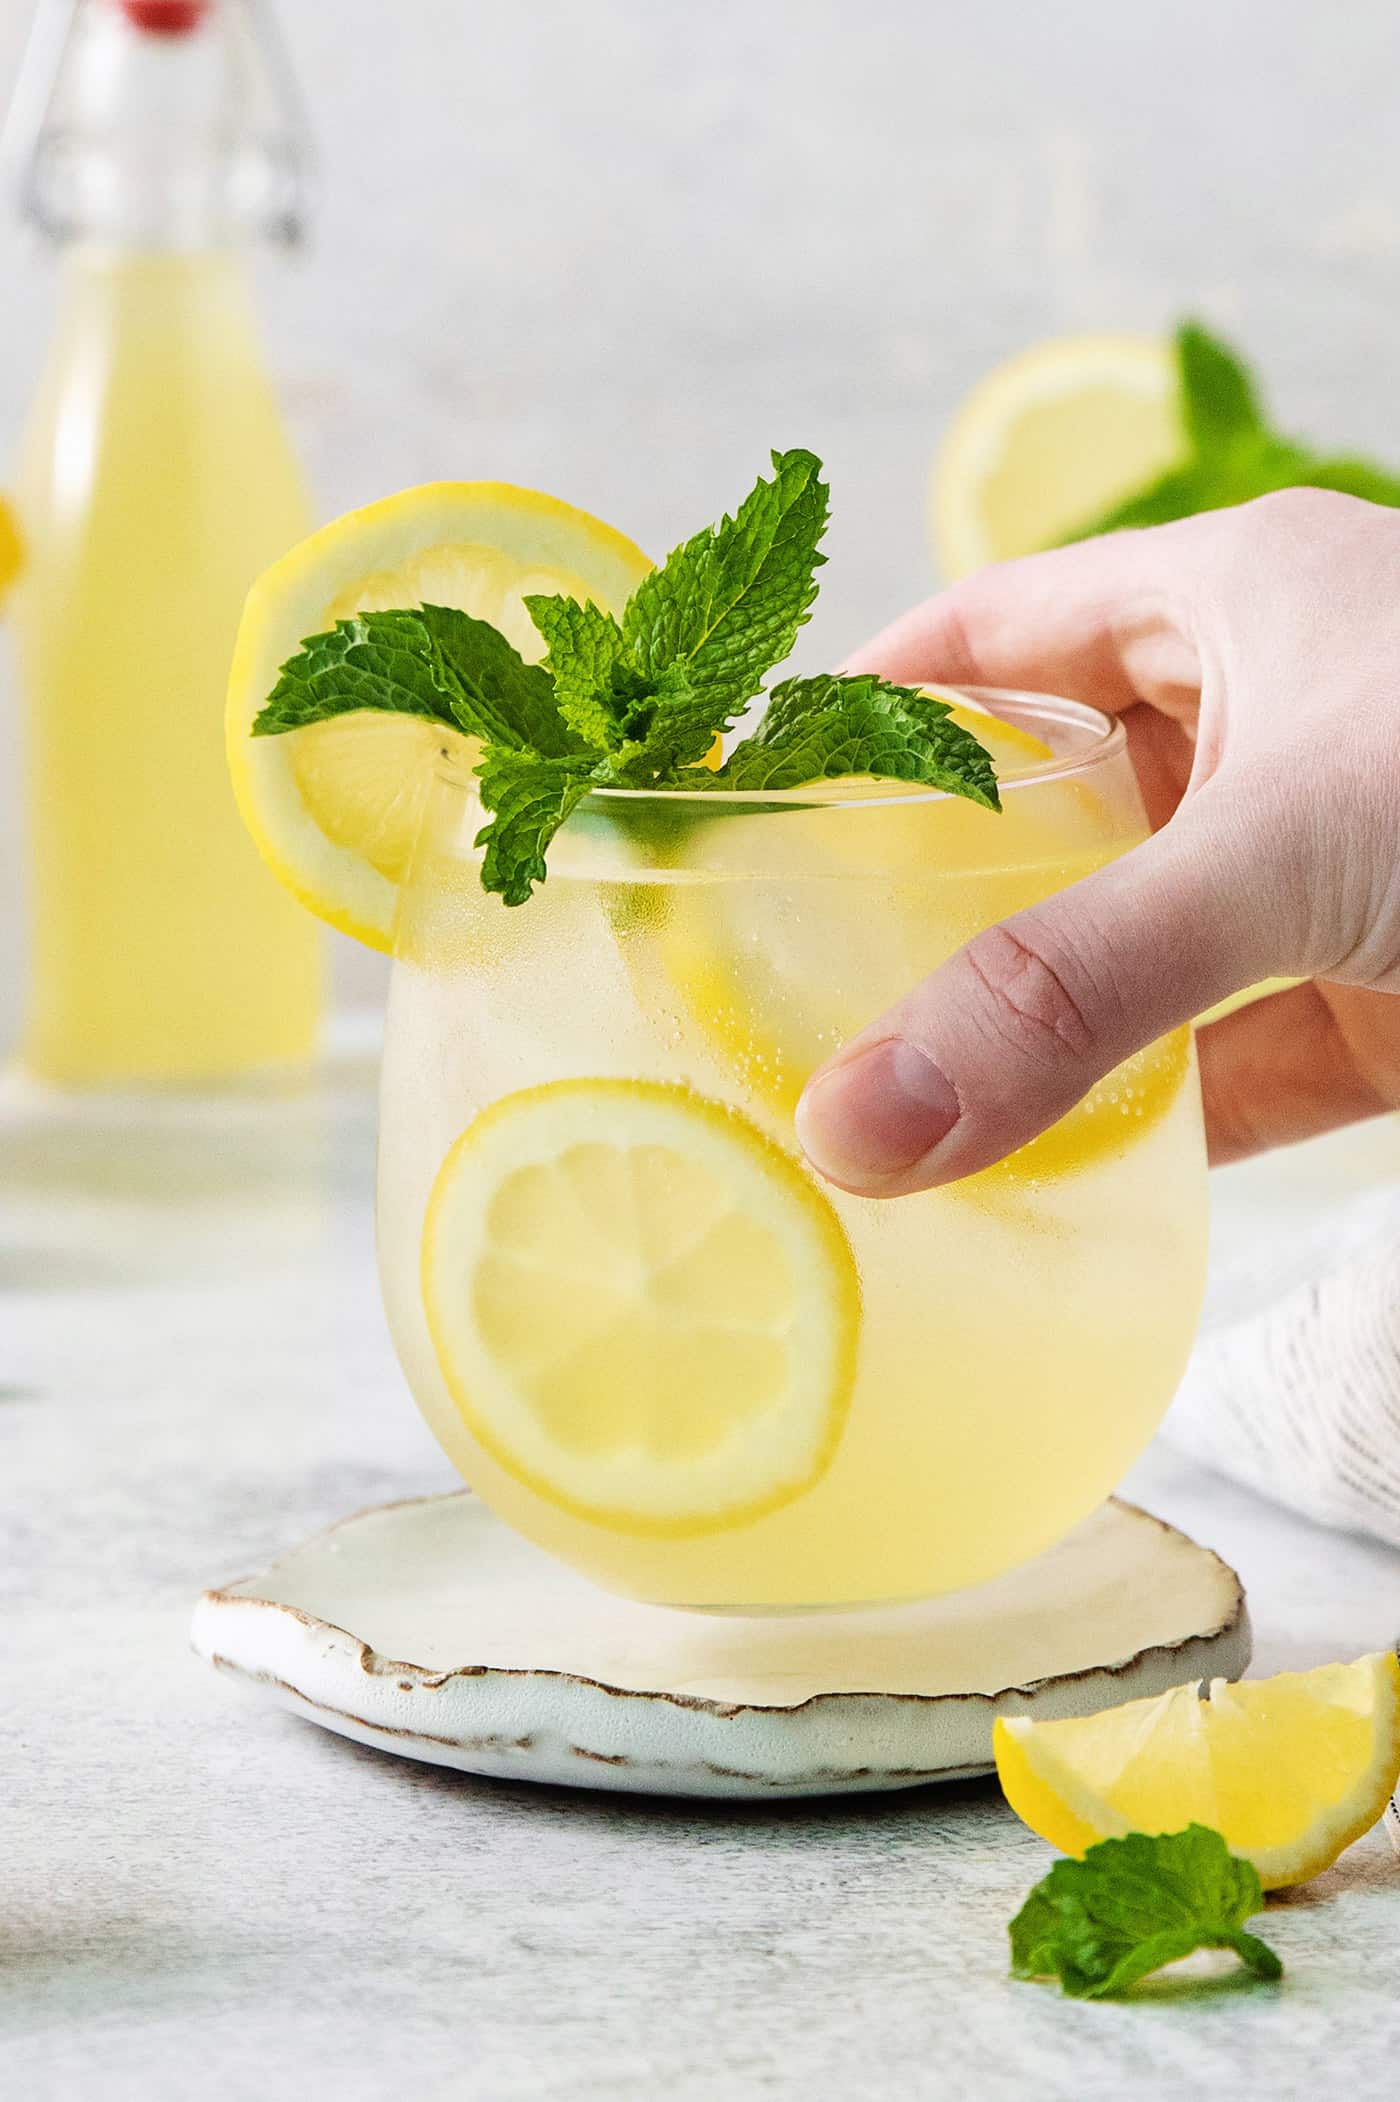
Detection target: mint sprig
<box><xmin>1064</xmin><ymin>319</ymin><xmax>1400</xmax><ymax>540</ymax></box>
<box><xmin>252</xmin><ymin>448</ymin><xmax>1001</xmax><ymax>903</ymax></box>
<box><xmin>1009</xmin><ymin>1826</ymin><xmax>1283</xmax><ymax>1999</ymax></box>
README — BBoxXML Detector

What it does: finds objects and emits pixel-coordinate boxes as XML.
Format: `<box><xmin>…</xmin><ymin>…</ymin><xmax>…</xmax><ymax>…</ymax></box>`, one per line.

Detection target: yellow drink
<box><xmin>378</xmin><ymin>693</ymin><xmax>1208</xmax><ymax>1609</ymax></box>
<box><xmin>11</xmin><ymin>249</ymin><xmax>321</xmax><ymax>1083</ymax></box>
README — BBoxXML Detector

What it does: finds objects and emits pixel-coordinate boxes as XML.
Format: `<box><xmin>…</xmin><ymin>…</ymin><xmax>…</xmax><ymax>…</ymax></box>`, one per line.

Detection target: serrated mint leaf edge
<box><xmin>523</xmin><ymin>593</ymin><xmax>631</xmax><ymax>753</ymax></box>
<box><xmin>249</xmin><ymin>605</ymin><xmax>575</xmax><ymax>755</ymax></box>
<box><xmin>1008</xmin><ymin>1825</ymin><xmax>1282</xmax><ymax>2000</ymax></box>
<box><xmin>473</xmin><ymin>748</ymin><xmax>603</xmax><ymax>907</ymax></box>
<box><xmin>705</xmin><ymin>673</ymin><xmax>1001</xmax><ymax>812</ymax></box>
<box><xmin>621</xmin><ymin>447</ymin><xmax>830</xmax><ymax>725</ymax></box>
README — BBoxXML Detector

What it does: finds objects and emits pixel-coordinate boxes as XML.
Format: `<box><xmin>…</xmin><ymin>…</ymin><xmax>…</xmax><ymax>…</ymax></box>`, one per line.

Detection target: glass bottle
<box><xmin>4</xmin><ymin>0</ymin><xmax>321</xmax><ymax>1085</ymax></box>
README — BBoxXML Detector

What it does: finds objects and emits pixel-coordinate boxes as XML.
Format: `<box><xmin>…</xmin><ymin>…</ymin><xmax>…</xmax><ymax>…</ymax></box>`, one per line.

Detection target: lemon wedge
<box><xmin>420</xmin><ymin>1078</ymin><xmax>859</xmax><ymax>1536</ymax></box>
<box><xmin>932</xmin><ymin>333</ymin><xmax>1184</xmax><ymax>579</ymax></box>
<box><xmin>226</xmin><ymin>482</ymin><xmax>653</xmax><ymax>949</ymax></box>
<box><xmin>995</xmin><ymin>1652</ymin><xmax>1400</xmax><ymax>1888</ymax></box>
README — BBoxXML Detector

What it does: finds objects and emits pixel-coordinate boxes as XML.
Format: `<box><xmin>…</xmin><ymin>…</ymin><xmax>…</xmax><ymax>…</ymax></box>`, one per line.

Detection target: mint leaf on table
<box><xmin>709</xmin><ymin>673</ymin><xmax>1001</xmax><ymax>810</ymax></box>
<box><xmin>1009</xmin><ymin>1826</ymin><xmax>1283</xmax><ymax>1999</ymax></box>
<box><xmin>622</xmin><ymin>447</ymin><xmax>828</xmax><ymax>720</ymax></box>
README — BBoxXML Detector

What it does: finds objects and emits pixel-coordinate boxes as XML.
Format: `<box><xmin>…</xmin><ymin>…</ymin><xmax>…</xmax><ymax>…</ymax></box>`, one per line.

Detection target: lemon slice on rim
<box><xmin>994</xmin><ymin>1652</ymin><xmax>1400</xmax><ymax>1889</ymax></box>
<box><xmin>932</xmin><ymin>333</ymin><xmax>1184</xmax><ymax>579</ymax></box>
<box><xmin>420</xmin><ymin>1078</ymin><xmax>860</xmax><ymax>1536</ymax></box>
<box><xmin>226</xmin><ymin>482</ymin><xmax>654</xmax><ymax>949</ymax></box>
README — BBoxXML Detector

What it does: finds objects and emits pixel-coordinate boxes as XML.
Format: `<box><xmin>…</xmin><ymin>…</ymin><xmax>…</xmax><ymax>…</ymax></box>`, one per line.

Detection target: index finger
<box><xmin>845</xmin><ymin>526</ymin><xmax>1204</xmax><ymax>719</ymax></box>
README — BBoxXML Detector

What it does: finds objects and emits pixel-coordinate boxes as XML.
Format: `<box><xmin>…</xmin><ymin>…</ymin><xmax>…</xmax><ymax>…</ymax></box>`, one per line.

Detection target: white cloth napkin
<box><xmin>1165</xmin><ymin>1137</ymin><xmax>1400</xmax><ymax>1552</ymax></box>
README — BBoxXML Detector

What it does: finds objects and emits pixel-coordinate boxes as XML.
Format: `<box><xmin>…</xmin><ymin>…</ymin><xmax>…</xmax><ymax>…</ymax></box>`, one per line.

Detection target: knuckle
<box><xmin>1243</xmin><ymin>485</ymin><xmax>1350</xmax><ymax>534</ymax></box>
<box><xmin>1192</xmin><ymin>486</ymin><xmax>1400</xmax><ymax>628</ymax></box>
<box><xmin>1231</xmin><ymin>486</ymin><xmax>1399</xmax><ymax>574</ymax></box>
<box><xmin>959</xmin><ymin>921</ymin><xmax>1107</xmax><ymax>1068</ymax></box>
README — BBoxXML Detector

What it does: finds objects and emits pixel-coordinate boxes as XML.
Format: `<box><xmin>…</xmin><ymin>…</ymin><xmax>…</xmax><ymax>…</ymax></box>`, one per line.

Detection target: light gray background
<box><xmin>4</xmin><ymin>0</ymin><xmax>1400</xmax><ymax>1036</ymax></box>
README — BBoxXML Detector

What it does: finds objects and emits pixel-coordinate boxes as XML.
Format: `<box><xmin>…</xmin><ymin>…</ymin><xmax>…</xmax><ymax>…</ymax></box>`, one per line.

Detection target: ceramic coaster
<box><xmin>191</xmin><ymin>1492</ymin><xmax>1249</xmax><ymax>1800</ymax></box>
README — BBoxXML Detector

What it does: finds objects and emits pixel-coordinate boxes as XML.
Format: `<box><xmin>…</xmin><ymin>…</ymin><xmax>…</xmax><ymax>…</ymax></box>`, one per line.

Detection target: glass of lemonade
<box><xmin>377</xmin><ymin>687</ymin><xmax>1208</xmax><ymax>1611</ymax></box>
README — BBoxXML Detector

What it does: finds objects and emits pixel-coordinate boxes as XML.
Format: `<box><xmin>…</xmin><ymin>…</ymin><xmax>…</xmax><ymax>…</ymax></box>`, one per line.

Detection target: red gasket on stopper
<box><xmin>117</xmin><ymin>1</ymin><xmax>211</xmax><ymax>35</ymax></box>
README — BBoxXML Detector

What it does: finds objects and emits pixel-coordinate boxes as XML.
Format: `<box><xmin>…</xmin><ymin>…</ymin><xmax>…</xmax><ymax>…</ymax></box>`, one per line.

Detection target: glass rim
<box><xmin>434</xmin><ymin>685</ymin><xmax>1124</xmax><ymax>807</ymax></box>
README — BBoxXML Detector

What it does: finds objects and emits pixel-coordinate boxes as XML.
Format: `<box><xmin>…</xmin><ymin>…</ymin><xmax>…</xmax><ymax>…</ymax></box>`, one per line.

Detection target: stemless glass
<box><xmin>377</xmin><ymin>690</ymin><xmax>1208</xmax><ymax>1611</ymax></box>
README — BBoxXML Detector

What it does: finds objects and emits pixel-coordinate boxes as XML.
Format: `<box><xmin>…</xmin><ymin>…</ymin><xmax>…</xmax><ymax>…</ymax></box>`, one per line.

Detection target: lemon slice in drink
<box><xmin>644</xmin><ymin>695</ymin><xmax>1050</xmax><ymax>1120</ymax></box>
<box><xmin>227</xmin><ymin>483</ymin><xmax>653</xmax><ymax>949</ymax></box>
<box><xmin>420</xmin><ymin>1079</ymin><xmax>859</xmax><ymax>1535</ymax></box>
<box><xmin>932</xmin><ymin>334</ymin><xmax>1184</xmax><ymax>579</ymax></box>
<box><xmin>642</xmin><ymin>700</ymin><xmax>1190</xmax><ymax>1184</ymax></box>
<box><xmin>994</xmin><ymin>1652</ymin><xmax>1400</xmax><ymax>1889</ymax></box>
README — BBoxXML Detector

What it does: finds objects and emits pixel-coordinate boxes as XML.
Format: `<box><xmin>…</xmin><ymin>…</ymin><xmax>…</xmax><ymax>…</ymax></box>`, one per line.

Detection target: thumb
<box><xmin>794</xmin><ymin>793</ymin><xmax>1270</xmax><ymax>1196</ymax></box>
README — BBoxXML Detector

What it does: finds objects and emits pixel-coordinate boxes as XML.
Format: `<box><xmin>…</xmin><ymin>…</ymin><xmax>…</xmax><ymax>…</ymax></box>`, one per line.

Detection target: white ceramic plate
<box><xmin>192</xmin><ymin>1492</ymin><xmax>1250</xmax><ymax>1799</ymax></box>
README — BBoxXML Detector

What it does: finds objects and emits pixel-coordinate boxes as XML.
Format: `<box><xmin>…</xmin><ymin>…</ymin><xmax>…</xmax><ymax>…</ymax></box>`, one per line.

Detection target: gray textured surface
<box><xmin>7</xmin><ymin>0</ymin><xmax>1400</xmax><ymax>1034</ymax></box>
<box><xmin>3</xmin><ymin>1036</ymin><xmax>1399</xmax><ymax>2097</ymax></box>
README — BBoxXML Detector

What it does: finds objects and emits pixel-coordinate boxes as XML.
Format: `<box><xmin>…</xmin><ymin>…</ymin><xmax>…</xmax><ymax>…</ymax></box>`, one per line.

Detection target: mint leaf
<box><xmin>1064</xmin><ymin>435</ymin><xmax>1314</xmax><ymax>539</ymax></box>
<box><xmin>1063</xmin><ymin>462</ymin><xmax>1224</xmax><ymax>538</ymax></box>
<box><xmin>1176</xmin><ymin>320</ymin><xmax>1264</xmax><ymax>452</ymax></box>
<box><xmin>623</xmin><ymin>448</ymin><xmax>828</xmax><ymax>721</ymax></box>
<box><xmin>251</xmin><ymin>605</ymin><xmax>576</xmax><ymax>757</ymax></box>
<box><xmin>474</xmin><ymin>747</ymin><xmax>600</xmax><ymax>907</ymax></box>
<box><xmin>710</xmin><ymin>673</ymin><xmax>1001</xmax><ymax>810</ymax></box>
<box><xmin>524</xmin><ymin>594</ymin><xmax>631</xmax><ymax>751</ymax></box>
<box><xmin>1009</xmin><ymin>1826</ymin><xmax>1282</xmax><ymax>2000</ymax></box>
<box><xmin>253</xmin><ymin>614</ymin><xmax>460</xmax><ymax>736</ymax></box>
<box><xmin>1299</xmin><ymin>456</ymin><xmax>1400</xmax><ymax>506</ymax></box>
<box><xmin>412</xmin><ymin>604</ymin><xmax>577</xmax><ymax>755</ymax></box>
<box><xmin>613</xmin><ymin>660</ymin><xmax>721</xmax><ymax>775</ymax></box>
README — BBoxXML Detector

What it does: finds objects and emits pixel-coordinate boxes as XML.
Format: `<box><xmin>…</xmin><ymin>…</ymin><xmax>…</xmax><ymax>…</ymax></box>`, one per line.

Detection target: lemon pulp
<box><xmin>420</xmin><ymin>1078</ymin><xmax>860</xmax><ymax>1536</ymax></box>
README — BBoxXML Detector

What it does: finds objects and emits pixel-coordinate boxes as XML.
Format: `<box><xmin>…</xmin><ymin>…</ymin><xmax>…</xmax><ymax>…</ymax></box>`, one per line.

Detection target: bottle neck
<box><xmin>5</xmin><ymin>0</ymin><xmax>309</xmax><ymax>253</ymax></box>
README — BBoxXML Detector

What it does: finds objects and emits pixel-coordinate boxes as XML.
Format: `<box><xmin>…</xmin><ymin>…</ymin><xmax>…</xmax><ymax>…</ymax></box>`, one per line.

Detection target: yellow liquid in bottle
<box><xmin>11</xmin><ymin>248</ymin><xmax>321</xmax><ymax>1084</ymax></box>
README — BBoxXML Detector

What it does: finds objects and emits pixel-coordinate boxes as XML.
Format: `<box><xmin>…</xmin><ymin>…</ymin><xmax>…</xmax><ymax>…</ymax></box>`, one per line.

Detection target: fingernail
<box><xmin>796</xmin><ymin>1038</ymin><xmax>960</xmax><ymax>1187</ymax></box>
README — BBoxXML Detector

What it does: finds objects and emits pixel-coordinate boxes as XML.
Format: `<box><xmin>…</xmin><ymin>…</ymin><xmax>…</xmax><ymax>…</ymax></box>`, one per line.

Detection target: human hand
<box><xmin>795</xmin><ymin>490</ymin><xmax>1400</xmax><ymax>1195</ymax></box>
